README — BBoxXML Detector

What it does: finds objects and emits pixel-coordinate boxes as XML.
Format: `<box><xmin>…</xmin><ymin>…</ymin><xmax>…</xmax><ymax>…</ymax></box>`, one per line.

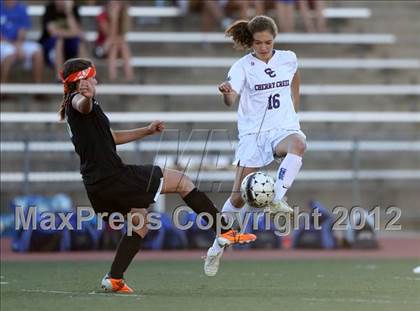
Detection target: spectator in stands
<box><xmin>240</xmin><ymin>0</ymin><xmax>266</xmax><ymax>17</ymax></box>
<box><xmin>95</xmin><ymin>0</ymin><xmax>134</xmax><ymax>82</ymax></box>
<box><xmin>298</xmin><ymin>0</ymin><xmax>327</xmax><ymax>33</ymax></box>
<box><xmin>292</xmin><ymin>201</ymin><xmax>336</xmax><ymax>249</ymax></box>
<box><xmin>275</xmin><ymin>0</ymin><xmax>296</xmax><ymax>32</ymax></box>
<box><xmin>176</xmin><ymin>0</ymin><xmax>190</xmax><ymax>16</ymax></box>
<box><xmin>226</xmin><ymin>0</ymin><xmax>266</xmax><ymax>21</ymax></box>
<box><xmin>39</xmin><ymin>0</ymin><xmax>83</xmax><ymax>76</ymax></box>
<box><xmin>182</xmin><ymin>0</ymin><xmax>258</xmax><ymax>32</ymax></box>
<box><xmin>200</xmin><ymin>0</ymin><xmax>266</xmax><ymax>33</ymax></box>
<box><xmin>275</xmin><ymin>0</ymin><xmax>327</xmax><ymax>33</ymax></box>
<box><xmin>0</xmin><ymin>0</ymin><xmax>44</xmax><ymax>85</ymax></box>
<box><xmin>201</xmin><ymin>0</ymin><xmax>227</xmax><ymax>32</ymax></box>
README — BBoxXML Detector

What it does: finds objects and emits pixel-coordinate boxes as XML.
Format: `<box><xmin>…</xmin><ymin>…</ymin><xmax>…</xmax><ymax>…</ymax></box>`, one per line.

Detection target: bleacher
<box><xmin>2</xmin><ymin>139</ymin><xmax>419</xmax><ymax>184</ymax></box>
<box><xmin>1</xmin><ymin>1</ymin><xmax>420</xmax><ymax>228</ymax></box>
<box><xmin>26</xmin><ymin>5</ymin><xmax>373</xmax><ymax>19</ymax></box>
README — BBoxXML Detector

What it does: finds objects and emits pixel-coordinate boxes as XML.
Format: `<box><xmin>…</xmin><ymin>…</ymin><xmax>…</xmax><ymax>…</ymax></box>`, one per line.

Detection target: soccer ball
<box><xmin>240</xmin><ymin>172</ymin><xmax>275</xmax><ymax>208</ymax></box>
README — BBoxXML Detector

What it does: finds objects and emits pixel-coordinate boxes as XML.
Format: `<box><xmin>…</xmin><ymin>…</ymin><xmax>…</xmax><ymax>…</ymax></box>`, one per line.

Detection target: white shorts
<box><xmin>0</xmin><ymin>41</ymin><xmax>41</xmax><ymax>69</ymax></box>
<box><xmin>233</xmin><ymin>128</ymin><xmax>306</xmax><ymax>168</ymax></box>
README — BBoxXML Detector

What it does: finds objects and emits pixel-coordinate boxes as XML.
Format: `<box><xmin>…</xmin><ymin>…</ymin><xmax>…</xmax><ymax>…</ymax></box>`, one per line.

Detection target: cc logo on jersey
<box><xmin>264</xmin><ymin>68</ymin><xmax>276</xmax><ymax>78</ymax></box>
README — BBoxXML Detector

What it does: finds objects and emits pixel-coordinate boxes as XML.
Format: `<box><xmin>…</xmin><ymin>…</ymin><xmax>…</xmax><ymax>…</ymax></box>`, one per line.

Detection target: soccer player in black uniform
<box><xmin>59</xmin><ymin>58</ymin><xmax>257</xmax><ymax>293</ymax></box>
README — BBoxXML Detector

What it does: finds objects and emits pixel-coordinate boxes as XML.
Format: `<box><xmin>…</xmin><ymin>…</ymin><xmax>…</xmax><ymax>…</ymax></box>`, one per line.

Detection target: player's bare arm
<box><xmin>72</xmin><ymin>79</ymin><xmax>95</xmax><ymax>114</ymax></box>
<box><xmin>291</xmin><ymin>70</ymin><xmax>300</xmax><ymax>112</ymax></box>
<box><xmin>218</xmin><ymin>81</ymin><xmax>238</xmax><ymax>107</ymax></box>
<box><xmin>111</xmin><ymin>120</ymin><xmax>165</xmax><ymax>145</ymax></box>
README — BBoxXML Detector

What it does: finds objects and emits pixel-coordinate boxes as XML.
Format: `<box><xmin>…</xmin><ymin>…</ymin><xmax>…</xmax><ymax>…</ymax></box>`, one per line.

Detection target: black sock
<box><xmin>183</xmin><ymin>188</ymin><xmax>230</xmax><ymax>234</ymax></box>
<box><xmin>109</xmin><ymin>233</ymin><xmax>143</xmax><ymax>279</ymax></box>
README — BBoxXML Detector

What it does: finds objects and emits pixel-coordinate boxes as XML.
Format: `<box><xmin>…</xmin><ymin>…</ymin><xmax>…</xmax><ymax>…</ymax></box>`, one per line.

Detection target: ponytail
<box><xmin>225</xmin><ymin>20</ymin><xmax>253</xmax><ymax>50</ymax></box>
<box><xmin>59</xmin><ymin>94</ymin><xmax>69</xmax><ymax>121</ymax></box>
<box><xmin>225</xmin><ymin>16</ymin><xmax>278</xmax><ymax>50</ymax></box>
<box><xmin>59</xmin><ymin>82</ymin><xmax>79</xmax><ymax>121</ymax></box>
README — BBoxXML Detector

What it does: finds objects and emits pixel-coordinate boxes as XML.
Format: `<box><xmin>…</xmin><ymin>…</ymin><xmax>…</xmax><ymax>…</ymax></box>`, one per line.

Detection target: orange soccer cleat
<box><xmin>101</xmin><ymin>274</ymin><xmax>134</xmax><ymax>293</ymax></box>
<box><xmin>217</xmin><ymin>229</ymin><xmax>257</xmax><ymax>246</ymax></box>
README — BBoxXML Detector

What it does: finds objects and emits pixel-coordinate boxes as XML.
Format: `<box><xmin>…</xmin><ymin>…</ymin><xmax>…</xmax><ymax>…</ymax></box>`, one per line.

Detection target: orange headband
<box><xmin>60</xmin><ymin>66</ymin><xmax>96</xmax><ymax>93</ymax></box>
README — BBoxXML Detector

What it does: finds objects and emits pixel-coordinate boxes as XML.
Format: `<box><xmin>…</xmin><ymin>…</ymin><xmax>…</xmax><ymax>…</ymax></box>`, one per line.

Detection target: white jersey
<box><xmin>227</xmin><ymin>50</ymin><xmax>300</xmax><ymax>137</ymax></box>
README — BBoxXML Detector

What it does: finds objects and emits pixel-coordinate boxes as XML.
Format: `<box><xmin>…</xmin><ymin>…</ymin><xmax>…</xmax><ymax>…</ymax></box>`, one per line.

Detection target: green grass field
<box><xmin>1</xmin><ymin>259</ymin><xmax>419</xmax><ymax>311</ymax></box>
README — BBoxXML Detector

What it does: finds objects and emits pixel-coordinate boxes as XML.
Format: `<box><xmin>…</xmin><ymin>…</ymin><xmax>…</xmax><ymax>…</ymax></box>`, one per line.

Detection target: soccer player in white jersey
<box><xmin>204</xmin><ymin>15</ymin><xmax>307</xmax><ymax>276</ymax></box>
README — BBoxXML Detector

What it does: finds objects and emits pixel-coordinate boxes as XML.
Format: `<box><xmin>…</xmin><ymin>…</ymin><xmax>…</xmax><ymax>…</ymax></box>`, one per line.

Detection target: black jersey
<box><xmin>65</xmin><ymin>94</ymin><xmax>125</xmax><ymax>184</ymax></box>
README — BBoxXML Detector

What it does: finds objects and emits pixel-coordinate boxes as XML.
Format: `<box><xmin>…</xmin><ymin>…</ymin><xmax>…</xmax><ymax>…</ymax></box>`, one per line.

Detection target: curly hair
<box><xmin>225</xmin><ymin>15</ymin><xmax>278</xmax><ymax>50</ymax></box>
<box><xmin>59</xmin><ymin>58</ymin><xmax>93</xmax><ymax>120</ymax></box>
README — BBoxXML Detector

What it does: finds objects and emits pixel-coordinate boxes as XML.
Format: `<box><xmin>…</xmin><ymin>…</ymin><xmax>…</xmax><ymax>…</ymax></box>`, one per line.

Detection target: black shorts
<box><xmin>85</xmin><ymin>165</ymin><xmax>163</xmax><ymax>216</ymax></box>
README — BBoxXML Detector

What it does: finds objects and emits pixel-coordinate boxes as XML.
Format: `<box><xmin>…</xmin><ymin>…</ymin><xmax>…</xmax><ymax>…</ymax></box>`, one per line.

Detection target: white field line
<box><xmin>301</xmin><ymin>297</ymin><xmax>420</xmax><ymax>305</ymax></box>
<box><xmin>21</xmin><ymin>288</ymin><xmax>142</xmax><ymax>297</ymax></box>
<box><xmin>16</xmin><ymin>289</ymin><xmax>420</xmax><ymax>303</ymax></box>
<box><xmin>21</xmin><ymin>289</ymin><xmax>74</xmax><ymax>294</ymax></box>
<box><xmin>393</xmin><ymin>276</ymin><xmax>420</xmax><ymax>281</ymax></box>
<box><xmin>88</xmin><ymin>291</ymin><xmax>142</xmax><ymax>297</ymax></box>
<box><xmin>302</xmin><ymin>297</ymin><xmax>391</xmax><ymax>304</ymax></box>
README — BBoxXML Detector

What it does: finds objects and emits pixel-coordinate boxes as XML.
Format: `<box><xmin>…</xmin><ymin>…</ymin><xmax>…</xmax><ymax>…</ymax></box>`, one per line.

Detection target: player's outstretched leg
<box><xmin>161</xmin><ymin>168</ymin><xmax>257</xmax><ymax>277</ymax></box>
<box><xmin>205</xmin><ymin>166</ymin><xmax>257</xmax><ymax>276</ymax></box>
<box><xmin>161</xmin><ymin>168</ymin><xmax>257</xmax><ymax>241</ymax></box>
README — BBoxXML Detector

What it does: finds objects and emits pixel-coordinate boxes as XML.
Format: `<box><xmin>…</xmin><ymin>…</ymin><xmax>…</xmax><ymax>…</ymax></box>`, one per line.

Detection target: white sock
<box><xmin>274</xmin><ymin>153</ymin><xmax>302</xmax><ymax>202</ymax></box>
<box><xmin>209</xmin><ymin>238</ymin><xmax>223</xmax><ymax>254</ymax></box>
<box><xmin>221</xmin><ymin>198</ymin><xmax>245</xmax><ymax>223</ymax></box>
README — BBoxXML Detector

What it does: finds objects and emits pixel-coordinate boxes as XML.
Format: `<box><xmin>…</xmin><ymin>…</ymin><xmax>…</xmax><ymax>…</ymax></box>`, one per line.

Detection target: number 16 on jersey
<box><xmin>268</xmin><ymin>93</ymin><xmax>280</xmax><ymax>110</ymax></box>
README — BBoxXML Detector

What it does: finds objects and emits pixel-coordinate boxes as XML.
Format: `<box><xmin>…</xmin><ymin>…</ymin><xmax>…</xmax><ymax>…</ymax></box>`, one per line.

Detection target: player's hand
<box><xmin>79</xmin><ymin>79</ymin><xmax>96</xmax><ymax>99</ymax></box>
<box><xmin>218</xmin><ymin>82</ymin><xmax>234</xmax><ymax>94</ymax></box>
<box><xmin>147</xmin><ymin>120</ymin><xmax>165</xmax><ymax>135</ymax></box>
